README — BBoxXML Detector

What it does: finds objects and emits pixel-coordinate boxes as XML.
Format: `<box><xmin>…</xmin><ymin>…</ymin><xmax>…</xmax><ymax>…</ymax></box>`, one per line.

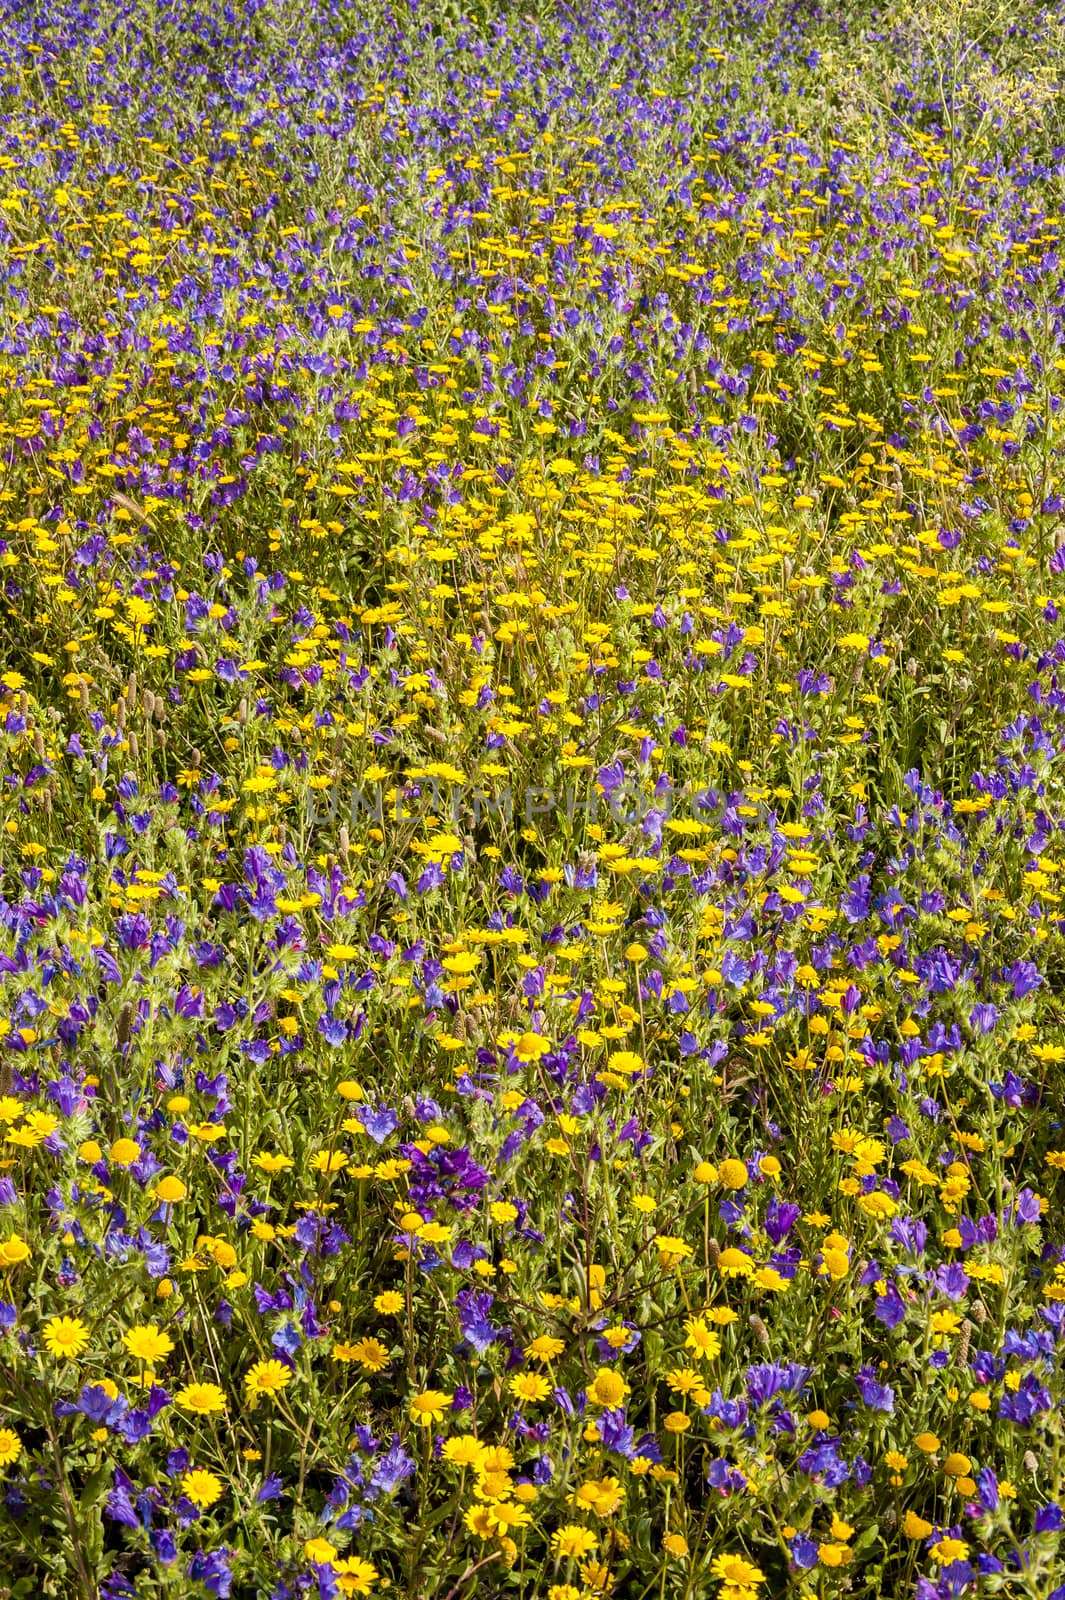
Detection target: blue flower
<box><xmin>853</xmin><ymin>1367</ymin><xmax>894</xmax><ymax>1413</ymax></box>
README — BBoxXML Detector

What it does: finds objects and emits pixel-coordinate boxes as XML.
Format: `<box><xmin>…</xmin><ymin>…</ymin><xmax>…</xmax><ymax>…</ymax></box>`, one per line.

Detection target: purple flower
<box><xmin>187</xmin><ymin>1549</ymin><xmax>233</xmax><ymax>1597</ymax></box>
<box><xmin>854</xmin><ymin>1366</ymin><xmax>895</xmax><ymax>1412</ymax></box>
<box><xmin>361</xmin><ymin>1105</ymin><xmax>398</xmax><ymax>1145</ymax></box>
<box><xmin>1007</xmin><ymin>960</ymin><xmax>1043</xmax><ymax>999</ymax></box>
<box><xmin>765</xmin><ymin>1199</ymin><xmax>801</xmax><ymax>1244</ymax></box>
<box><xmin>790</xmin><ymin>1533</ymin><xmax>819</xmax><ymax>1570</ymax></box>
<box><xmin>889</xmin><ymin>1216</ymin><xmax>927</xmax><ymax>1255</ymax></box>
<box><xmin>455</xmin><ymin>1288</ymin><xmax>499</xmax><ymax>1355</ymax></box>
<box><xmin>745</xmin><ymin>1363</ymin><xmax>811</xmax><ymax>1408</ymax></box>
<box><xmin>976</xmin><ymin>1466</ymin><xmax>999</xmax><ymax>1510</ymax></box>
<box><xmin>935</xmin><ymin>1264</ymin><xmax>970</xmax><ymax>1301</ymax></box>
<box><xmin>370</xmin><ymin>1438</ymin><xmax>415</xmax><ymax>1495</ymax></box>
<box><xmin>1035</xmin><ymin>1503</ymin><xmax>1064</xmax><ymax>1534</ymax></box>
<box><xmin>969</xmin><ymin>1003</ymin><xmax>999</xmax><ymax>1034</ymax></box>
<box><xmin>873</xmin><ymin>1282</ymin><xmax>906</xmax><ymax>1329</ymax></box>
<box><xmin>598</xmin><ymin>1407</ymin><xmax>635</xmax><ymax>1458</ymax></box>
<box><xmin>152</xmin><ymin>1529</ymin><xmax>178</xmax><ymax>1564</ymax></box>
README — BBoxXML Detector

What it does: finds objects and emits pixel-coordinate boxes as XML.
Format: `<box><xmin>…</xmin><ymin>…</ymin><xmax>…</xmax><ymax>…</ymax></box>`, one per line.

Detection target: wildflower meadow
<box><xmin>4</xmin><ymin>0</ymin><xmax>1065</xmax><ymax>1594</ymax></box>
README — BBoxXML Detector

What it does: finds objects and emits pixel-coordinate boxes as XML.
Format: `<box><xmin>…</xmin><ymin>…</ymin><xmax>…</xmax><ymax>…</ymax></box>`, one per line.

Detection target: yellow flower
<box><xmin>304</xmin><ymin>1538</ymin><xmax>338</xmax><ymax>1566</ymax></box>
<box><xmin>903</xmin><ymin>1511</ymin><xmax>933</xmax><ymax>1539</ymax></box>
<box><xmin>580</xmin><ymin>1560</ymin><xmax>614</xmax><ymax>1593</ymax></box>
<box><xmin>718</xmin><ymin>1158</ymin><xmax>748</xmax><ymax>1190</ymax></box>
<box><xmin>122</xmin><ymin>1324</ymin><xmax>174</xmax><ymax>1365</ymax></box>
<box><xmin>410</xmin><ymin>1389</ymin><xmax>452</xmax><ymax>1426</ymax></box>
<box><xmin>0</xmin><ymin>1429</ymin><xmax>22</xmax><ymax>1468</ymax></box>
<box><xmin>464</xmin><ymin>1505</ymin><xmax>496</xmax><ymax>1540</ymax></box>
<box><xmin>663</xmin><ymin>1534</ymin><xmax>689</xmax><ymax>1558</ymax></box>
<box><xmin>655</xmin><ymin>1235</ymin><xmax>693</xmax><ymax>1267</ymax></box>
<box><xmin>684</xmin><ymin>1319</ymin><xmax>722</xmax><ymax>1361</ymax></box>
<box><xmin>607</xmin><ymin>1050</ymin><xmax>644</xmax><ymax>1078</ymax></box>
<box><xmin>334</xmin><ymin>1556</ymin><xmax>379</xmax><ymax>1596</ymax></box>
<box><xmin>711</xmin><ymin>1553</ymin><xmax>765</xmax><ymax>1590</ymax></box>
<box><xmin>253</xmin><ymin>1152</ymin><xmax>294</xmax><ymax>1174</ymax></box>
<box><xmin>373</xmin><ymin>1291</ymin><xmax>404</xmax><ymax>1315</ymax></box>
<box><xmin>490</xmin><ymin>1501</ymin><xmax>532</xmax><ymax>1532</ymax></box>
<box><xmin>511</xmin><ymin>1372</ymin><xmax>551</xmax><ymax>1403</ymax></box>
<box><xmin>512</xmin><ymin>1031</ymin><xmax>550</xmax><ymax>1062</ymax></box>
<box><xmin>245</xmin><ymin>1360</ymin><xmax>292</xmax><ymax>1400</ymax></box>
<box><xmin>181</xmin><ymin>1469</ymin><xmax>223</xmax><ymax>1508</ymax></box>
<box><xmin>109</xmin><ymin>1138</ymin><xmax>140</xmax><ymax>1167</ymax></box>
<box><xmin>155</xmin><ymin>1176</ymin><xmax>187</xmax><ymax>1203</ymax></box>
<box><xmin>818</xmin><ymin>1543</ymin><xmax>852</xmax><ymax>1568</ymax></box>
<box><xmin>525</xmin><ymin>1335</ymin><xmax>565</xmax><ymax>1362</ymax></box>
<box><xmin>175</xmin><ymin>1382</ymin><xmax>227</xmax><ymax>1415</ymax></box>
<box><xmin>489</xmin><ymin>1201</ymin><xmax>519</xmax><ymax>1225</ymax></box>
<box><xmin>442</xmin><ymin>1435</ymin><xmax>487</xmax><ymax>1468</ymax></box>
<box><xmin>311</xmin><ymin>1150</ymin><xmax>348</xmax><ymax>1174</ymax></box>
<box><xmin>931</xmin><ymin>1538</ymin><xmax>968</xmax><ymax>1564</ymax></box>
<box><xmin>819</xmin><ymin>1247</ymin><xmax>849</xmax><ymax>1280</ymax></box>
<box><xmin>551</xmin><ymin>1524</ymin><xmax>598</xmax><ymax>1559</ymax></box>
<box><xmin>718</xmin><ymin>1247</ymin><xmax>754</xmax><ymax>1278</ymax></box>
<box><xmin>189</xmin><ymin>1122</ymin><xmax>227</xmax><ymax>1143</ymax></box>
<box><xmin>42</xmin><ymin>1316</ymin><xmax>90</xmax><ymax>1359</ymax></box>
<box><xmin>441</xmin><ymin>951</ymin><xmax>481</xmax><ymax>975</ymax></box>
<box><xmin>346</xmin><ymin>1338</ymin><xmax>390</xmax><ymax>1372</ymax></box>
<box><xmin>572</xmin><ymin>1475</ymin><xmax>624</xmax><ymax>1516</ymax></box>
<box><xmin>0</xmin><ymin>1235</ymin><xmax>31</xmax><ymax>1269</ymax></box>
<box><xmin>587</xmin><ymin>1367</ymin><xmax>628</xmax><ymax>1408</ymax></box>
<box><xmin>6</xmin><ymin>1122</ymin><xmax>44</xmax><ymax>1154</ymax></box>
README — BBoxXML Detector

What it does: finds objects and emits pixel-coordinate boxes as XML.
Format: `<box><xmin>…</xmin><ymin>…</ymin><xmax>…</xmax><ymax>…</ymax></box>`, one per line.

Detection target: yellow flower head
<box><xmin>181</xmin><ymin>1469</ymin><xmax>223</xmax><ymax>1509</ymax></box>
<box><xmin>588</xmin><ymin>1366</ymin><xmax>628</xmax><ymax>1407</ymax></box>
<box><xmin>175</xmin><ymin>1382</ymin><xmax>227</xmax><ymax>1416</ymax></box>
<box><xmin>551</xmin><ymin>1524</ymin><xmax>598</xmax><ymax>1559</ymax></box>
<box><xmin>43</xmin><ymin>1316</ymin><xmax>90</xmax><ymax>1359</ymax></box>
<box><xmin>122</xmin><ymin>1324</ymin><xmax>174</xmax><ymax>1366</ymax></box>
<box><xmin>410</xmin><ymin>1389</ymin><xmax>452</xmax><ymax>1427</ymax></box>
<box><xmin>0</xmin><ymin>1235</ymin><xmax>31</xmax><ymax>1269</ymax></box>
<box><xmin>245</xmin><ymin>1359</ymin><xmax>292</xmax><ymax>1400</ymax></box>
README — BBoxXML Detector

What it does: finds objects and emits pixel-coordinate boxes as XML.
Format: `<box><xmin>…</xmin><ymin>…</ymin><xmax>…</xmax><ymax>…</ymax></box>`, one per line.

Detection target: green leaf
<box><xmin>79</xmin><ymin>1465</ymin><xmax>112</xmax><ymax>1514</ymax></box>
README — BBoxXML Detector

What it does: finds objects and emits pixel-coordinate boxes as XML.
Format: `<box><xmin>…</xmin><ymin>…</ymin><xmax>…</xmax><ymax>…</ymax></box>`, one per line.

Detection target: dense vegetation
<box><xmin>3</xmin><ymin>0</ymin><xmax>1065</xmax><ymax>1595</ymax></box>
